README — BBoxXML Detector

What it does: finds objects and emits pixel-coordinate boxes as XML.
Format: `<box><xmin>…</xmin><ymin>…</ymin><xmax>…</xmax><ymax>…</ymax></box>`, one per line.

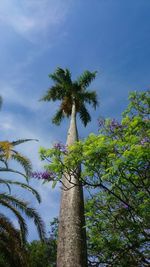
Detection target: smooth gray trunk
<box><xmin>57</xmin><ymin>103</ymin><xmax>87</xmax><ymax>267</ymax></box>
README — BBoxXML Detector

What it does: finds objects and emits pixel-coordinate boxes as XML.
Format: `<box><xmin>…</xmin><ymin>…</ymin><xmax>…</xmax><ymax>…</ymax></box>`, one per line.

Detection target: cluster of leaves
<box><xmin>39</xmin><ymin>90</ymin><xmax>150</xmax><ymax>266</ymax></box>
<box><xmin>27</xmin><ymin>218</ymin><xmax>58</xmax><ymax>267</ymax></box>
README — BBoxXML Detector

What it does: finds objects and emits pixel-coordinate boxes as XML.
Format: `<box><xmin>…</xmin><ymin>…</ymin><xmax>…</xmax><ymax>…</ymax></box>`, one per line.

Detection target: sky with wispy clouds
<box><xmin>0</xmin><ymin>0</ymin><xmax>150</xmax><ymax>240</ymax></box>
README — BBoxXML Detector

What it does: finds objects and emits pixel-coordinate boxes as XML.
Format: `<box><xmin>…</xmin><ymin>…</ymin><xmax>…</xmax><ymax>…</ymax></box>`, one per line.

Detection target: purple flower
<box><xmin>31</xmin><ymin>171</ymin><xmax>55</xmax><ymax>181</ymax></box>
<box><xmin>53</xmin><ymin>142</ymin><xmax>68</xmax><ymax>154</ymax></box>
<box><xmin>140</xmin><ymin>137</ymin><xmax>150</xmax><ymax>146</ymax></box>
<box><xmin>109</xmin><ymin>119</ymin><xmax>122</xmax><ymax>132</ymax></box>
<box><xmin>98</xmin><ymin>117</ymin><xmax>105</xmax><ymax>128</ymax></box>
<box><xmin>122</xmin><ymin>203</ymin><xmax>129</xmax><ymax>209</ymax></box>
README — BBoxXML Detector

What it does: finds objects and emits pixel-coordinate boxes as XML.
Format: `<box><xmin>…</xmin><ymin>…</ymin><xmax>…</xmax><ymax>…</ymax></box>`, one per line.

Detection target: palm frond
<box><xmin>0</xmin><ymin>141</ymin><xmax>13</xmax><ymax>159</ymax></box>
<box><xmin>0</xmin><ymin>213</ymin><xmax>18</xmax><ymax>237</ymax></box>
<box><xmin>0</xmin><ymin>194</ymin><xmax>45</xmax><ymax>241</ymax></box>
<box><xmin>52</xmin><ymin>108</ymin><xmax>65</xmax><ymax>125</ymax></box>
<box><xmin>49</xmin><ymin>67</ymin><xmax>66</xmax><ymax>83</ymax></box>
<box><xmin>0</xmin><ymin>214</ymin><xmax>28</xmax><ymax>267</ymax></box>
<box><xmin>81</xmin><ymin>91</ymin><xmax>99</xmax><ymax>109</ymax></box>
<box><xmin>0</xmin><ymin>96</ymin><xmax>2</xmax><ymax>109</ymax></box>
<box><xmin>11</xmin><ymin>139</ymin><xmax>38</xmax><ymax>146</ymax></box>
<box><xmin>0</xmin><ymin>196</ymin><xmax>28</xmax><ymax>243</ymax></box>
<box><xmin>49</xmin><ymin>67</ymin><xmax>72</xmax><ymax>85</ymax></box>
<box><xmin>78</xmin><ymin>104</ymin><xmax>91</xmax><ymax>126</ymax></box>
<box><xmin>0</xmin><ymin>179</ymin><xmax>41</xmax><ymax>203</ymax></box>
<box><xmin>0</xmin><ymin>179</ymin><xmax>11</xmax><ymax>193</ymax></box>
<box><xmin>0</xmin><ymin>167</ymin><xmax>28</xmax><ymax>180</ymax></box>
<box><xmin>23</xmin><ymin>207</ymin><xmax>46</xmax><ymax>241</ymax></box>
<box><xmin>0</xmin><ymin>138</ymin><xmax>45</xmax><ymax>245</ymax></box>
<box><xmin>78</xmin><ymin>70</ymin><xmax>97</xmax><ymax>88</ymax></box>
<box><xmin>11</xmin><ymin>153</ymin><xmax>32</xmax><ymax>176</ymax></box>
<box><xmin>40</xmin><ymin>85</ymin><xmax>64</xmax><ymax>102</ymax></box>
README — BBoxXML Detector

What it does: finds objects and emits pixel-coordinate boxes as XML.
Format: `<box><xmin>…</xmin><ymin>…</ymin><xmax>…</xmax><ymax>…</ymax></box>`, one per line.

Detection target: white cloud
<box><xmin>1</xmin><ymin>83</ymin><xmax>41</xmax><ymax>111</ymax></box>
<box><xmin>0</xmin><ymin>0</ymin><xmax>72</xmax><ymax>42</ymax></box>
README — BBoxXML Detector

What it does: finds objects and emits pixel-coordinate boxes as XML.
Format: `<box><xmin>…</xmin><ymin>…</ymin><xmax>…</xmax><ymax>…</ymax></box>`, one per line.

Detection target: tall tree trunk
<box><xmin>57</xmin><ymin>103</ymin><xmax>87</xmax><ymax>267</ymax></box>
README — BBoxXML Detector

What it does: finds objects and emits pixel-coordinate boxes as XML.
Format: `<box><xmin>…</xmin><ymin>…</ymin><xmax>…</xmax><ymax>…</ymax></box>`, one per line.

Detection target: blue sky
<box><xmin>0</xmin><ymin>0</ymin><xmax>149</xmax><ymax>240</ymax></box>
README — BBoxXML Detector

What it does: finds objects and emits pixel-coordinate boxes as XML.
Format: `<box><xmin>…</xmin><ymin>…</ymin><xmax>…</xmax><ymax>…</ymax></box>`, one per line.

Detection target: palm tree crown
<box><xmin>41</xmin><ymin>67</ymin><xmax>98</xmax><ymax>126</ymax></box>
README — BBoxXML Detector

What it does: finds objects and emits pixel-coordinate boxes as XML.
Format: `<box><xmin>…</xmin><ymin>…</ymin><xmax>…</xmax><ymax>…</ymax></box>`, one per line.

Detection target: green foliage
<box><xmin>27</xmin><ymin>218</ymin><xmax>58</xmax><ymax>267</ymax></box>
<box><xmin>39</xmin><ymin>90</ymin><xmax>150</xmax><ymax>266</ymax></box>
<box><xmin>41</xmin><ymin>67</ymin><xmax>98</xmax><ymax>126</ymax></box>
<box><xmin>0</xmin><ymin>214</ymin><xmax>28</xmax><ymax>267</ymax></box>
<box><xmin>27</xmin><ymin>240</ymin><xmax>56</xmax><ymax>267</ymax></box>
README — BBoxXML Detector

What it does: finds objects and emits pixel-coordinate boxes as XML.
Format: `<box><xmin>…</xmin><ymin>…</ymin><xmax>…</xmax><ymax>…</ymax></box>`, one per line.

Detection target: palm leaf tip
<box><xmin>27</xmin><ymin>207</ymin><xmax>46</xmax><ymax>240</ymax></box>
<box><xmin>78</xmin><ymin>70</ymin><xmax>97</xmax><ymax>88</ymax></box>
<box><xmin>79</xmin><ymin>105</ymin><xmax>91</xmax><ymax>127</ymax></box>
<box><xmin>0</xmin><ymin>96</ymin><xmax>2</xmax><ymax>109</ymax></box>
<box><xmin>11</xmin><ymin>153</ymin><xmax>32</xmax><ymax>176</ymax></box>
<box><xmin>90</xmin><ymin>91</ymin><xmax>99</xmax><ymax>109</ymax></box>
<box><xmin>52</xmin><ymin>109</ymin><xmax>64</xmax><ymax>125</ymax></box>
<box><xmin>11</xmin><ymin>139</ymin><xmax>38</xmax><ymax>146</ymax></box>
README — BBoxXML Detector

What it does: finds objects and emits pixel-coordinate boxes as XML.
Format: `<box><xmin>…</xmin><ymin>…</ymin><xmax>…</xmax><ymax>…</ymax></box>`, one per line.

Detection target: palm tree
<box><xmin>41</xmin><ymin>67</ymin><xmax>98</xmax><ymax>267</ymax></box>
<box><xmin>0</xmin><ymin>139</ymin><xmax>45</xmax><ymax>242</ymax></box>
<box><xmin>0</xmin><ymin>98</ymin><xmax>45</xmax><ymax>265</ymax></box>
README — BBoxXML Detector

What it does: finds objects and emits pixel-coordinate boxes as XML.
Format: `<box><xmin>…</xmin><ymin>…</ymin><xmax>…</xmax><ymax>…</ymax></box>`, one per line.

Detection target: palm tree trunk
<box><xmin>57</xmin><ymin>103</ymin><xmax>87</xmax><ymax>267</ymax></box>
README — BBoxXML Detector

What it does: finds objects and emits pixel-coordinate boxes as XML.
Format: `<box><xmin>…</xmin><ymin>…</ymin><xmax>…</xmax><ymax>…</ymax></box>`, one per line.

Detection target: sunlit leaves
<box><xmin>39</xmin><ymin>90</ymin><xmax>150</xmax><ymax>266</ymax></box>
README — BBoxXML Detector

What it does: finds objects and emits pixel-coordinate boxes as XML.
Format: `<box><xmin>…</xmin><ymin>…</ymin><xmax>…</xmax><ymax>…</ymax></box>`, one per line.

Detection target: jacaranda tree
<box><xmin>40</xmin><ymin>67</ymin><xmax>98</xmax><ymax>267</ymax></box>
<box><xmin>39</xmin><ymin>90</ymin><xmax>150</xmax><ymax>266</ymax></box>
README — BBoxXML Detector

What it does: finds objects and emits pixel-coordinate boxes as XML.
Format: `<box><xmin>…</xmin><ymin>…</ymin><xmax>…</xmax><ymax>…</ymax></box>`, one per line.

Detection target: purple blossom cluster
<box><xmin>98</xmin><ymin>118</ymin><xmax>123</xmax><ymax>133</ymax></box>
<box><xmin>122</xmin><ymin>203</ymin><xmax>129</xmax><ymax>209</ymax></box>
<box><xmin>98</xmin><ymin>117</ymin><xmax>105</xmax><ymax>128</ymax></box>
<box><xmin>140</xmin><ymin>137</ymin><xmax>150</xmax><ymax>146</ymax></box>
<box><xmin>53</xmin><ymin>142</ymin><xmax>68</xmax><ymax>154</ymax></box>
<box><xmin>31</xmin><ymin>171</ymin><xmax>55</xmax><ymax>180</ymax></box>
<box><xmin>109</xmin><ymin>119</ymin><xmax>122</xmax><ymax>132</ymax></box>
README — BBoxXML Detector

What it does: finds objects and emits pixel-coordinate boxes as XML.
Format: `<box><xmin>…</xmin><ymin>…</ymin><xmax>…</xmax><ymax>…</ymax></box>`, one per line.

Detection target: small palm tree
<box><xmin>0</xmin><ymin>139</ymin><xmax>45</xmax><ymax>242</ymax></box>
<box><xmin>42</xmin><ymin>67</ymin><xmax>98</xmax><ymax>267</ymax></box>
<box><xmin>0</xmin><ymin>99</ymin><xmax>45</xmax><ymax>265</ymax></box>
